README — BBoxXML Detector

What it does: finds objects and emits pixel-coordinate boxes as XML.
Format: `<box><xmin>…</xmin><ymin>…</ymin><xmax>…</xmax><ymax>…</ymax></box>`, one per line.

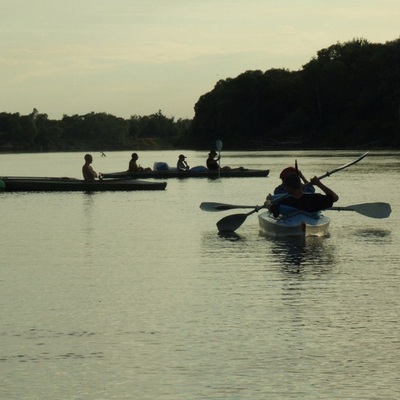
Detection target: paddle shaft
<box><xmin>216</xmin><ymin>140</ymin><xmax>223</xmax><ymax>178</ymax></box>
<box><xmin>317</xmin><ymin>151</ymin><xmax>368</xmax><ymax>179</ymax></box>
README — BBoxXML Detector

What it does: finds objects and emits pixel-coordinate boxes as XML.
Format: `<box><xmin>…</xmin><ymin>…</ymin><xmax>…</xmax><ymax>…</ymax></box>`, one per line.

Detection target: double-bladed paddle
<box><xmin>201</xmin><ymin>201</ymin><xmax>392</xmax><ymax>217</ymax></box>
<box><xmin>215</xmin><ymin>202</ymin><xmax>391</xmax><ymax>232</ymax></box>
<box><xmin>209</xmin><ymin>201</ymin><xmax>390</xmax><ymax>217</ymax></box>
<box><xmin>203</xmin><ymin>152</ymin><xmax>372</xmax><ymax>232</ymax></box>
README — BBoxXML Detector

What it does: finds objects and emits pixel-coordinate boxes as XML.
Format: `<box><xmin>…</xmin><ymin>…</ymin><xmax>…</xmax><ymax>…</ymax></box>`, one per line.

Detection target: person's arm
<box><xmin>310</xmin><ymin>176</ymin><xmax>339</xmax><ymax>202</ymax></box>
<box><xmin>263</xmin><ymin>198</ymin><xmax>281</xmax><ymax>218</ymax></box>
<box><xmin>129</xmin><ymin>161</ymin><xmax>142</xmax><ymax>171</ymax></box>
<box><xmin>89</xmin><ymin>166</ymin><xmax>98</xmax><ymax>179</ymax></box>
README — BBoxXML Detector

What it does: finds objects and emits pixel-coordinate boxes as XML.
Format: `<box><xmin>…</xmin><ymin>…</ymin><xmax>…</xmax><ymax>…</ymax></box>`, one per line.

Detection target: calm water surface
<box><xmin>1</xmin><ymin>150</ymin><xmax>399</xmax><ymax>399</ymax></box>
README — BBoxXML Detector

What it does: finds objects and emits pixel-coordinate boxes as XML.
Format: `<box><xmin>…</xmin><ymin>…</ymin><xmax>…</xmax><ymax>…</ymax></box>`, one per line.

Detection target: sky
<box><xmin>1</xmin><ymin>0</ymin><xmax>399</xmax><ymax>121</ymax></box>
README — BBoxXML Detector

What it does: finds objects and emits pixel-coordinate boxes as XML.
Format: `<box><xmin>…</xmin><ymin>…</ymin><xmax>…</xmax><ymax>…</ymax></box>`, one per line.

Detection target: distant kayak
<box><xmin>102</xmin><ymin>168</ymin><xmax>270</xmax><ymax>179</ymax></box>
<box><xmin>0</xmin><ymin>176</ymin><xmax>167</xmax><ymax>192</ymax></box>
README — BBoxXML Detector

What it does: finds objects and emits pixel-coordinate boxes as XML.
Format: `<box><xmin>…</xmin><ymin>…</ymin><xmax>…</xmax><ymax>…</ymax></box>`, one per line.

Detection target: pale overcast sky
<box><xmin>1</xmin><ymin>0</ymin><xmax>399</xmax><ymax>120</ymax></box>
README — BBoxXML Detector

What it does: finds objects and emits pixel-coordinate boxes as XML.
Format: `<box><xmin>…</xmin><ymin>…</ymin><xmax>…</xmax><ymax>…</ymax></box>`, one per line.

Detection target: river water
<box><xmin>1</xmin><ymin>150</ymin><xmax>399</xmax><ymax>399</ymax></box>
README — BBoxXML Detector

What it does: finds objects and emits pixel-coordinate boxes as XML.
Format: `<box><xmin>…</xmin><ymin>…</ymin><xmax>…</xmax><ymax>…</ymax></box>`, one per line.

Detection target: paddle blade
<box><xmin>330</xmin><ymin>202</ymin><xmax>392</xmax><ymax>218</ymax></box>
<box><xmin>350</xmin><ymin>202</ymin><xmax>391</xmax><ymax>218</ymax></box>
<box><xmin>200</xmin><ymin>202</ymin><xmax>257</xmax><ymax>212</ymax></box>
<box><xmin>217</xmin><ymin>213</ymin><xmax>249</xmax><ymax>232</ymax></box>
<box><xmin>216</xmin><ymin>139</ymin><xmax>223</xmax><ymax>152</ymax></box>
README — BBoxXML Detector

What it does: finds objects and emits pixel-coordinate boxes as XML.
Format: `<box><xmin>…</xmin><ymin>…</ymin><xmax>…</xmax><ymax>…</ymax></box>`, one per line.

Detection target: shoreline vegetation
<box><xmin>0</xmin><ymin>140</ymin><xmax>390</xmax><ymax>154</ymax></box>
<box><xmin>1</xmin><ymin>38</ymin><xmax>399</xmax><ymax>153</ymax></box>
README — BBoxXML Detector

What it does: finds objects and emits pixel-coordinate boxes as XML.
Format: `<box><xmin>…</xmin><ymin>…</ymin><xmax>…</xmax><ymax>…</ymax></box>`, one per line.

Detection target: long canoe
<box><xmin>0</xmin><ymin>176</ymin><xmax>167</xmax><ymax>192</ymax></box>
<box><xmin>102</xmin><ymin>168</ymin><xmax>270</xmax><ymax>179</ymax></box>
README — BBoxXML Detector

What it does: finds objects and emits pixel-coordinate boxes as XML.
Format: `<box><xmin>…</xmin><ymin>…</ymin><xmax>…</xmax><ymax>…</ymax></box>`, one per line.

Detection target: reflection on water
<box><xmin>0</xmin><ymin>328</ymin><xmax>103</xmax><ymax>363</ymax></box>
<box><xmin>201</xmin><ymin>228</ymin><xmax>336</xmax><ymax>276</ymax></box>
<box><xmin>355</xmin><ymin>228</ymin><xmax>392</xmax><ymax>239</ymax></box>
<box><xmin>82</xmin><ymin>193</ymin><xmax>97</xmax><ymax>259</ymax></box>
<box><xmin>217</xmin><ymin>231</ymin><xmax>242</xmax><ymax>241</ymax></box>
<box><xmin>267</xmin><ymin>235</ymin><xmax>335</xmax><ymax>273</ymax></box>
<box><xmin>1</xmin><ymin>150</ymin><xmax>400</xmax><ymax>400</ymax></box>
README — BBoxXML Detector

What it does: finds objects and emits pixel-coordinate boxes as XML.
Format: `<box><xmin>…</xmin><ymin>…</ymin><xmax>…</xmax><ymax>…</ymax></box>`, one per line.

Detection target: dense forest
<box><xmin>0</xmin><ymin>109</ymin><xmax>191</xmax><ymax>152</ymax></box>
<box><xmin>1</xmin><ymin>38</ymin><xmax>399</xmax><ymax>152</ymax></box>
<box><xmin>190</xmin><ymin>38</ymin><xmax>400</xmax><ymax>149</ymax></box>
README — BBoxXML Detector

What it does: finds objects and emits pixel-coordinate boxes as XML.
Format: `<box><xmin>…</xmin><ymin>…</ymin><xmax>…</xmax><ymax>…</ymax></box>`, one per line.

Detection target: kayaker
<box><xmin>128</xmin><ymin>153</ymin><xmax>152</xmax><ymax>171</ymax></box>
<box><xmin>274</xmin><ymin>167</ymin><xmax>315</xmax><ymax>194</ymax></box>
<box><xmin>206</xmin><ymin>150</ymin><xmax>245</xmax><ymax>171</ymax></box>
<box><xmin>207</xmin><ymin>150</ymin><xmax>230</xmax><ymax>171</ymax></box>
<box><xmin>82</xmin><ymin>154</ymin><xmax>99</xmax><ymax>181</ymax></box>
<box><xmin>265</xmin><ymin>174</ymin><xmax>339</xmax><ymax>217</ymax></box>
<box><xmin>177</xmin><ymin>154</ymin><xmax>190</xmax><ymax>171</ymax></box>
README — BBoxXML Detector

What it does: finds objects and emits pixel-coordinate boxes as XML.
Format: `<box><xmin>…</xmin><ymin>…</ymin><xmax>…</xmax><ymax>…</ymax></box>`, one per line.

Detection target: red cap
<box><xmin>279</xmin><ymin>167</ymin><xmax>296</xmax><ymax>180</ymax></box>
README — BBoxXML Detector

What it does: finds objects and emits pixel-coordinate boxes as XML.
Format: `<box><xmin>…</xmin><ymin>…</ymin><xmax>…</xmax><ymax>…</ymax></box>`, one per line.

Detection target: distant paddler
<box><xmin>206</xmin><ymin>150</ymin><xmax>246</xmax><ymax>172</ymax></box>
<box><xmin>82</xmin><ymin>154</ymin><xmax>102</xmax><ymax>181</ymax></box>
<box><xmin>128</xmin><ymin>153</ymin><xmax>152</xmax><ymax>172</ymax></box>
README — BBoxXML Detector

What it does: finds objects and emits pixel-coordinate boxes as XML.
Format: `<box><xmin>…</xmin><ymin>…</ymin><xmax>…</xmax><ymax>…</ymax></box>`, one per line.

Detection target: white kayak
<box><xmin>258</xmin><ymin>210</ymin><xmax>331</xmax><ymax>238</ymax></box>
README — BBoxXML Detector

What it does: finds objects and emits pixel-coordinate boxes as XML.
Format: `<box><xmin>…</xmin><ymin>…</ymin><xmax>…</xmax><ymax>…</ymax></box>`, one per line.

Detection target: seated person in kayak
<box><xmin>82</xmin><ymin>154</ymin><xmax>100</xmax><ymax>181</ymax></box>
<box><xmin>128</xmin><ymin>153</ymin><xmax>152</xmax><ymax>171</ymax></box>
<box><xmin>177</xmin><ymin>154</ymin><xmax>190</xmax><ymax>171</ymax></box>
<box><xmin>274</xmin><ymin>166</ymin><xmax>315</xmax><ymax>194</ymax></box>
<box><xmin>206</xmin><ymin>150</ymin><xmax>245</xmax><ymax>171</ymax></box>
<box><xmin>265</xmin><ymin>174</ymin><xmax>339</xmax><ymax>217</ymax></box>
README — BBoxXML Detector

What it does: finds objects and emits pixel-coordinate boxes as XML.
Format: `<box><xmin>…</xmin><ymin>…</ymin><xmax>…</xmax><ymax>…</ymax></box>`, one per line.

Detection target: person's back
<box><xmin>266</xmin><ymin>174</ymin><xmax>339</xmax><ymax>217</ymax></box>
<box><xmin>128</xmin><ymin>152</ymin><xmax>152</xmax><ymax>171</ymax></box>
<box><xmin>129</xmin><ymin>153</ymin><xmax>140</xmax><ymax>171</ymax></box>
<box><xmin>206</xmin><ymin>151</ymin><xmax>219</xmax><ymax>170</ymax></box>
<box><xmin>206</xmin><ymin>149</ymin><xmax>235</xmax><ymax>171</ymax></box>
<box><xmin>274</xmin><ymin>182</ymin><xmax>315</xmax><ymax>195</ymax></box>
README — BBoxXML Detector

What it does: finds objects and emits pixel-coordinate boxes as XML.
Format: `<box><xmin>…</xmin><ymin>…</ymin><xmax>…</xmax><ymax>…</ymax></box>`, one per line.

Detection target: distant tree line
<box><xmin>190</xmin><ymin>38</ymin><xmax>400</xmax><ymax>149</ymax></box>
<box><xmin>1</xmin><ymin>38</ymin><xmax>399</xmax><ymax>152</ymax></box>
<box><xmin>0</xmin><ymin>109</ymin><xmax>191</xmax><ymax>152</ymax></box>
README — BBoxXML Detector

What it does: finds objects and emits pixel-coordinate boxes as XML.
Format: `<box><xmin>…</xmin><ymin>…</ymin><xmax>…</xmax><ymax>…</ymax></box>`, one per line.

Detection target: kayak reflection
<box><xmin>266</xmin><ymin>235</ymin><xmax>335</xmax><ymax>272</ymax></box>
